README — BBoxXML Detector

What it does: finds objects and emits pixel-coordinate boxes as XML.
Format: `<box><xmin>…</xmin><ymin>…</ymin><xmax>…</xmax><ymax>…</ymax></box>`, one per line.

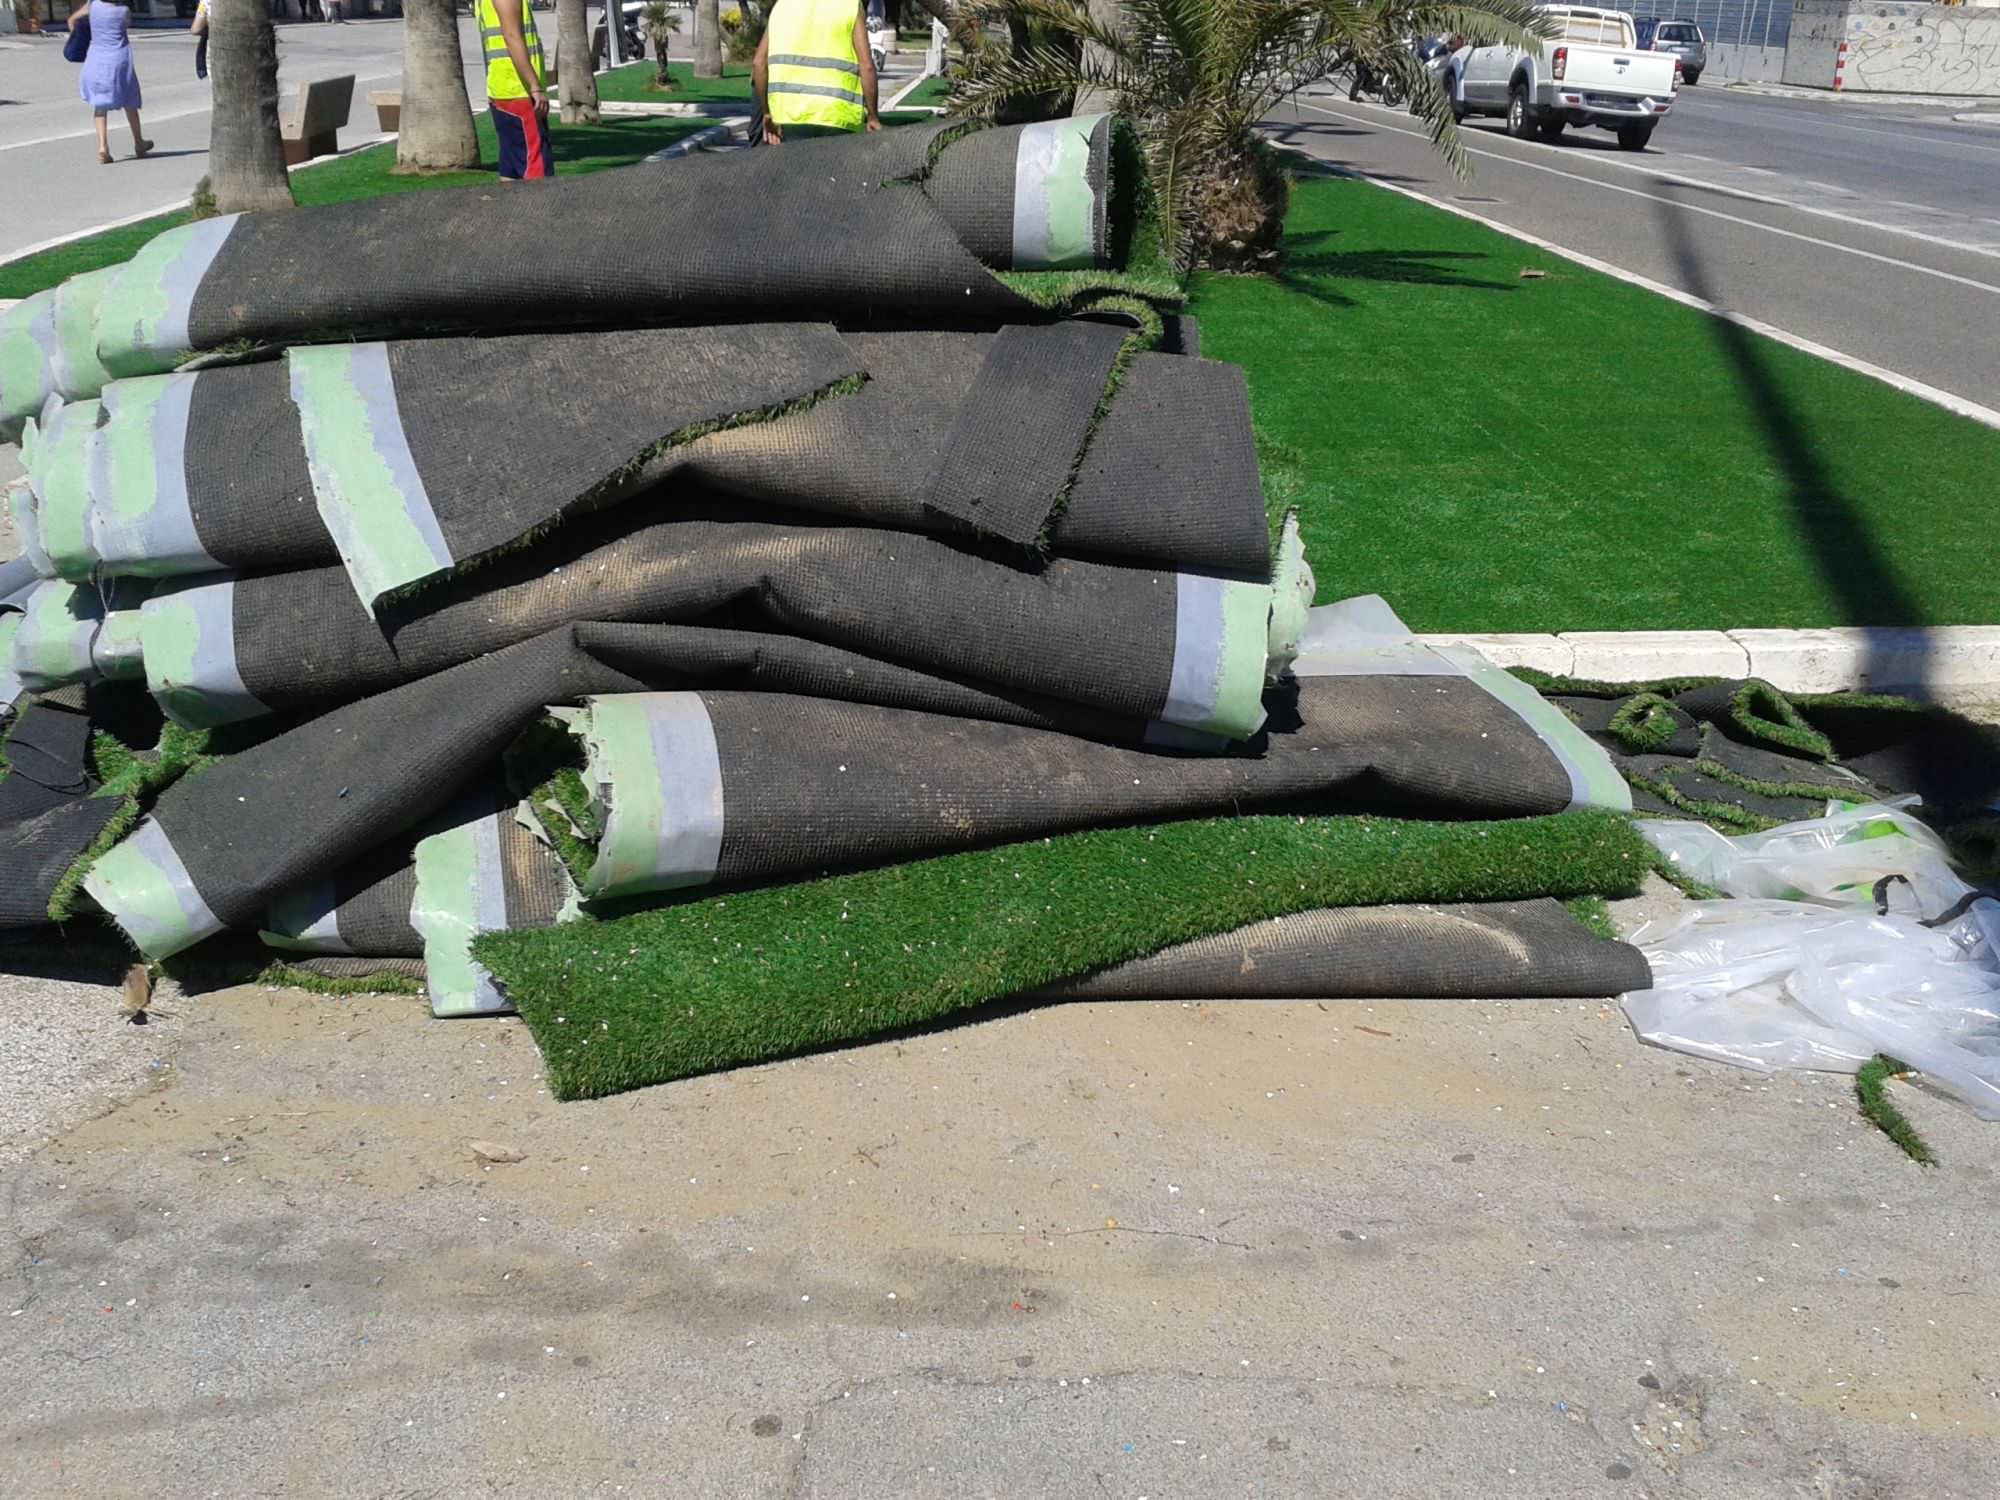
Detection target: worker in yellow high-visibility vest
<box><xmin>476</xmin><ymin>0</ymin><xmax>553</xmax><ymax>180</ymax></box>
<box><xmin>752</xmin><ymin>0</ymin><xmax>881</xmax><ymax>145</ymax></box>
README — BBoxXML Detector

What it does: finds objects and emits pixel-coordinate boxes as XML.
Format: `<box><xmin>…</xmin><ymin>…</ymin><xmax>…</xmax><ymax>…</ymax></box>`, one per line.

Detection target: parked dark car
<box><xmin>1636</xmin><ymin>17</ymin><xmax>1707</xmax><ymax>84</ymax></box>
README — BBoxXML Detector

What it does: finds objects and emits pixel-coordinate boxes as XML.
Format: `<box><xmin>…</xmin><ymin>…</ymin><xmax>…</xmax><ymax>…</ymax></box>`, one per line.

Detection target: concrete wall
<box><xmin>1784</xmin><ymin>0</ymin><xmax>2000</xmax><ymax>94</ymax></box>
<box><xmin>1708</xmin><ymin>42</ymin><xmax>1788</xmax><ymax>80</ymax></box>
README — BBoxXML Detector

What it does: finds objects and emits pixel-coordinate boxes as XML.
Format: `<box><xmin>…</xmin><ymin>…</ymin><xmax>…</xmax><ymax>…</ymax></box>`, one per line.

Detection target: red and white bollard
<box><xmin>1832</xmin><ymin>39</ymin><xmax>1849</xmax><ymax>91</ymax></box>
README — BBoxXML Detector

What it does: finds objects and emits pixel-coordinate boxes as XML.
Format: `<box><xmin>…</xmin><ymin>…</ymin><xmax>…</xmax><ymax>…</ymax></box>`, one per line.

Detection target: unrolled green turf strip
<box><xmin>475</xmin><ymin>810</ymin><xmax>1650</xmax><ymax>1100</ymax></box>
<box><xmin>1192</xmin><ymin>174</ymin><xmax>2000</xmax><ymax>632</ymax></box>
<box><xmin>586</xmin><ymin>61</ymin><xmax>759</xmax><ymax>104</ymax></box>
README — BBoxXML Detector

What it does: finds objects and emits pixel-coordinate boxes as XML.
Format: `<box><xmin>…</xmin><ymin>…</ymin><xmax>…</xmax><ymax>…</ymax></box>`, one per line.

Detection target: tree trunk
<box><xmin>396</xmin><ymin>0</ymin><xmax>481</xmax><ymax>172</ymax></box>
<box><xmin>912</xmin><ymin>0</ymin><xmax>981</xmax><ymax>59</ymax></box>
<box><xmin>557</xmin><ymin>0</ymin><xmax>599</xmax><ymax>122</ymax></box>
<box><xmin>693</xmin><ymin>0</ymin><xmax>722</xmax><ymax>79</ymax></box>
<box><xmin>1074</xmin><ymin>0</ymin><xmax>1121</xmax><ymax>116</ymax></box>
<box><xmin>205</xmin><ymin>0</ymin><xmax>294</xmax><ymax>215</ymax></box>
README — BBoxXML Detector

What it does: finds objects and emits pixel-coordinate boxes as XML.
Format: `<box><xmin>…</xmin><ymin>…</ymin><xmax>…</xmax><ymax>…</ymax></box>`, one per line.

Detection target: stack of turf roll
<box><xmin>0</xmin><ymin>118</ymin><xmax>1656</xmax><ymax>1099</ymax></box>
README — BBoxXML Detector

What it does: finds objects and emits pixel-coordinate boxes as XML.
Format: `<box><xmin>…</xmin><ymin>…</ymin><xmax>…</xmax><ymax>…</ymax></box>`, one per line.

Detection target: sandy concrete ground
<box><xmin>2</xmin><ymin>876</ymin><xmax>1997</xmax><ymax>1497</ymax></box>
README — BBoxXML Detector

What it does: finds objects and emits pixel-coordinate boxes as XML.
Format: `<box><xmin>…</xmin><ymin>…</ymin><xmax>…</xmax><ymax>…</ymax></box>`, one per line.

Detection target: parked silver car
<box><xmin>1636</xmin><ymin>17</ymin><xmax>1707</xmax><ymax>84</ymax></box>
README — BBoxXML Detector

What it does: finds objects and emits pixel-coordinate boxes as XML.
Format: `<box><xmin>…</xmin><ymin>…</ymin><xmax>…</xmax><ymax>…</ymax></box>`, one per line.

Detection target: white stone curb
<box><xmin>1418</xmin><ymin>628</ymin><xmax>2000</xmax><ymax>698</ymax></box>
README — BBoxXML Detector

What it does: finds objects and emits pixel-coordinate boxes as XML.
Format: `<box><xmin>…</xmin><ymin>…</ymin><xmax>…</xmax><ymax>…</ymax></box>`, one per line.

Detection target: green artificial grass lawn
<box><xmin>1855</xmin><ymin>1055</ymin><xmax>1936</xmax><ymax>1165</ymax></box>
<box><xmin>895</xmin><ymin>74</ymin><xmax>953</xmax><ymax>108</ymax></box>
<box><xmin>1193</xmin><ymin>174</ymin><xmax>2000</xmax><ymax>633</ymax></box>
<box><xmin>590</xmin><ymin>60</ymin><xmax>757</xmax><ymax>104</ymax></box>
<box><xmin>475</xmin><ymin>810</ymin><xmax>1649</xmax><ymax>1100</ymax></box>
<box><xmin>0</xmin><ymin>113</ymin><xmax>711</xmax><ymax>299</ymax></box>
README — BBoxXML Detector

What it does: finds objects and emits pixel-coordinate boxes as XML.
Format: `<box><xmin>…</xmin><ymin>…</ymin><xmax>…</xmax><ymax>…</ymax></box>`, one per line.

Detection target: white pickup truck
<box><xmin>1444</xmin><ymin>6</ymin><xmax>1680</xmax><ymax>152</ymax></box>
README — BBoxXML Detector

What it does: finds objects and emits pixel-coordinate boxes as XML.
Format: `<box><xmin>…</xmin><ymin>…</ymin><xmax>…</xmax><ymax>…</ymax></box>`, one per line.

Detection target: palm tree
<box><xmin>397</xmin><ymin>0</ymin><xmax>481</xmax><ymax>171</ymax></box>
<box><xmin>559</xmin><ymin>0</ymin><xmax>602</xmax><ymax>122</ymax></box>
<box><xmin>693</xmin><ymin>0</ymin><xmax>724</xmax><ymax>79</ymax></box>
<box><xmin>204</xmin><ymin>0</ymin><xmax>294</xmax><ymax>214</ymax></box>
<box><xmin>642</xmin><ymin>1</ymin><xmax>684</xmax><ymax>86</ymax></box>
<box><xmin>956</xmin><ymin>0</ymin><xmax>1552</xmax><ymax>269</ymax></box>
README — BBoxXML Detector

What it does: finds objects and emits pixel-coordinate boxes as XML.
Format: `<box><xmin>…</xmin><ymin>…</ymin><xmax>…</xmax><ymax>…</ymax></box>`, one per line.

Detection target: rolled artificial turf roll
<box><xmin>140</xmin><ymin>502</ymin><xmax>1286</xmax><ymax>738</ymax></box>
<box><xmin>24</xmin><ymin>398</ymin><xmax>101</xmax><ymax>584</ymax></box>
<box><xmin>0</xmin><ymin>290</ymin><xmax>59</xmax><ymax>436</ymax></box>
<box><xmin>88</xmin><ymin>118</ymin><xmax>1163</xmax><ymax>379</ymax></box>
<box><xmin>473</xmin><ymin>810</ymin><xmax>1653</xmax><ymax>1100</ymax></box>
<box><xmin>9</xmin><ymin>578</ymin><xmax>148</xmax><ymax>694</ymax></box>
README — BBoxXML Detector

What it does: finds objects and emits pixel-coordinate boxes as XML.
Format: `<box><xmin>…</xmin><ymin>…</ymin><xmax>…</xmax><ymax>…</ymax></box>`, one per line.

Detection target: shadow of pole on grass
<box><xmin>1654</xmin><ymin>194</ymin><xmax>1930</xmax><ymax>702</ymax></box>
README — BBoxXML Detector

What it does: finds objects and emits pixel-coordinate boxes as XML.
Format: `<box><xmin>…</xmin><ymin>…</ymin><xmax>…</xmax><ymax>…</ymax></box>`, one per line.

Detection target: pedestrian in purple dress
<box><xmin>72</xmin><ymin>1</ymin><xmax>153</xmax><ymax>165</ymax></box>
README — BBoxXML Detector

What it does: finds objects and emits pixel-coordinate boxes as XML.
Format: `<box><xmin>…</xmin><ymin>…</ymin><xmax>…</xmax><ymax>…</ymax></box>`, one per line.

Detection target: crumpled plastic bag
<box><xmin>1624</xmin><ymin>802</ymin><xmax>2000</xmax><ymax>1118</ymax></box>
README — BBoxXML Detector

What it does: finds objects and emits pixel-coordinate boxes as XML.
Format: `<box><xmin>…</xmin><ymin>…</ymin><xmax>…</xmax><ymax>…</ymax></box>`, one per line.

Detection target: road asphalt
<box><xmin>1267</xmin><ymin>85</ymin><xmax>2000</xmax><ymax>414</ymax></box>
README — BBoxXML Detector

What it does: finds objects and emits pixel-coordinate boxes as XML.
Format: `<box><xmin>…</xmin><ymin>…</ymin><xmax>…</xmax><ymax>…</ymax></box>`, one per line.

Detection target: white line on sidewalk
<box><xmin>1286</xmin><ymin>150</ymin><xmax>2000</xmax><ymax>432</ymax></box>
<box><xmin>1302</xmin><ymin>98</ymin><xmax>2000</xmax><ymax>265</ymax></box>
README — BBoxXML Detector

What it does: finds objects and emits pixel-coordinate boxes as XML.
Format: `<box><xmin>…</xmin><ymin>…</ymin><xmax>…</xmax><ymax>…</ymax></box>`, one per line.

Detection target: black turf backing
<box><xmin>1033</xmin><ymin>900</ymin><xmax>1652</xmax><ymax>999</ymax></box>
<box><xmin>921</xmin><ymin>322</ymin><xmax>1127</xmax><ymax>546</ymax></box>
<box><xmin>183</xmin><ymin>359</ymin><xmax>332</xmax><ymax>570</ymax></box>
<box><xmin>227</xmin><ymin>500</ymin><xmax>1189</xmax><ymax>726</ymax></box>
<box><xmin>180</xmin><ymin>123</ymin><xmax>1039</xmax><ymax>354</ymax></box>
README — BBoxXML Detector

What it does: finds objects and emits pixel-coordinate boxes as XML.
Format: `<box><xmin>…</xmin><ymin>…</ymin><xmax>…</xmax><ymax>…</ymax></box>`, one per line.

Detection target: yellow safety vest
<box><xmin>476</xmin><ymin>0</ymin><xmax>545</xmax><ymax>102</ymax></box>
<box><xmin>766</xmin><ymin>0</ymin><xmax>864</xmax><ymax>130</ymax></box>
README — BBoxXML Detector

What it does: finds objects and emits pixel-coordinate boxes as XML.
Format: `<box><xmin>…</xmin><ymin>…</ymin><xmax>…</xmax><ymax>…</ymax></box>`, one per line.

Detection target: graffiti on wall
<box><xmin>1845</xmin><ymin>7</ymin><xmax>2000</xmax><ymax>93</ymax></box>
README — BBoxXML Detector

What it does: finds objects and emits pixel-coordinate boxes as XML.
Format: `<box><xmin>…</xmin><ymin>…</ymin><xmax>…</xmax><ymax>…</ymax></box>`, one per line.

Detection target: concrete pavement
<box><xmin>3</xmin><ymin>873</ymin><xmax>1998</xmax><ymax>1497</ymax></box>
<box><xmin>1</xmin><ymin>18</ymin><xmax>479</xmax><ymax>262</ymax></box>
<box><xmin>1268</xmin><ymin>88</ymin><xmax>2000</xmax><ymax>416</ymax></box>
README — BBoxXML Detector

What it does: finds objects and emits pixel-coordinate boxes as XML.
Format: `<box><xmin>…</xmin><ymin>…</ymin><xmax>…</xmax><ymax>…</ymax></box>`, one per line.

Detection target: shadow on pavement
<box><xmin>1654</xmin><ymin>195</ymin><xmax>1958</xmax><ymax>776</ymax></box>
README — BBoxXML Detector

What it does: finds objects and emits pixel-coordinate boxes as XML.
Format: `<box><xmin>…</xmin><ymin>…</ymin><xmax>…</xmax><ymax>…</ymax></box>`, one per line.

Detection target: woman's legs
<box><xmin>124</xmin><ymin>109</ymin><xmax>152</xmax><ymax>156</ymax></box>
<box><xmin>94</xmin><ymin>109</ymin><xmax>111</xmax><ymax>161</ymax></box>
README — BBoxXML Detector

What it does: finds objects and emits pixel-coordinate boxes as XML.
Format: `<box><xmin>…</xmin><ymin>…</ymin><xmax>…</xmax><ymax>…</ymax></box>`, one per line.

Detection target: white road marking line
<box><xmin>0</xmin><ymin>106</ymin><xmax>221</xmax><ymax>153</ymax></box>
<box><xmin>1294</xmin><ymin>155</ymin><xmax>2000</xmax><ymax>431</ymax></box>
<box><xmin>1299</xmin><ymin>101</ymin><xmax>2000</xmax><ymax>290</ymax></box>
<box><xmin>1317</xmin><ymin>98</ymin><xmax>2000</xmax><ymax>260</ymax></box>
<box><xmin>1795</xmin><ymin>115</ymin><xmax>2000</xmax><ymax>156</ymax></box>
<box><xmin>0</xmin><ymin>65</ymin><xmax>409</xmax><ymax>152</ymax></box>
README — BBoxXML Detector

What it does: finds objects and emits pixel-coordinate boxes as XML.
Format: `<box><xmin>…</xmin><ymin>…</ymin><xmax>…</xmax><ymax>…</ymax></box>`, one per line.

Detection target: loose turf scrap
<box><xmin>475</xmin><ymin>810</ymin><xmax>1649</xmax><ymax>1100</ymax></box>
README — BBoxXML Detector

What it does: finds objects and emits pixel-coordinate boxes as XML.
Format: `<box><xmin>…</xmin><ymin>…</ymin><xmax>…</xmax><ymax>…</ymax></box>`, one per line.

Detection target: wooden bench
<box><xmin>367</xmin><ymin>90</ymin><xmax>402</xmax><ymax>133</ymax></box>
<box><xmin>281</xmin><ymin>74</ymin><xmax>355</xmax><ymax>165</ymax></box>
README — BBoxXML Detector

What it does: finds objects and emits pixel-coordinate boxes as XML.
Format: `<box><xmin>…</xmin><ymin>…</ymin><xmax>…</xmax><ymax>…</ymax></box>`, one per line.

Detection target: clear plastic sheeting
<box><xmin>1624</xmin><ymin>803</ymin><xmax>2000</xmax><ymax>1117</ymax></box>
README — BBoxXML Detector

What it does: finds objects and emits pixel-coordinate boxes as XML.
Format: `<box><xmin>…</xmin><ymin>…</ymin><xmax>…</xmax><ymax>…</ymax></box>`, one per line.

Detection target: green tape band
<box><xmin>1012</xmin><ymin>115</ymin><xmax>1105</xmax><ymax>270</ymax></box>
<box><xmin>0</xmin><ymin>290</ymin><xmax>59</xmax><ymax>430</ymax></box>
<box><xmin>413</xmin><ymin>809</ymin><xmax>515</xmax><ymax>1017</ymax></box>
<box><xmin>0</xmin><ymin>615</ymin><xmax>22</xmax><ymax>711</ymax></box>
<box><xmin>30</xmin><ymin>399</ymin><xmax>103</xmax><ymax>583</ymax></box>
<box><xmin>1435</xmin><ymin>645</ymin><xmax>1634</xmax><ymax>814</ymax></box>
<box><xmin>577</xmin><ymin>694</ymin><xmax>727</xmax><ymax>900</ymax></box>
<box><xmin>13</xmin><ymin>579</ymin><xmax>100</xmax><ymax>691</ymax></box>
<box><xmin>139</xmin><ymin>575</ymin><xmax>267</xmax><ymax>729</ymax></box>
<box><xmin>50</xmin><ymin>267</ymin><xmax>117</xmax><ymax>402</ymax></box>
<box><xmin>82</xmin><ymin>816</ymin><xmax>226</xmax><ymax>959</ymax></box>
<box><xmin>288</xmin><ymin>343</ymin><xmax>455</xmax><ymax>609</ymax></box>
<box><xmin>93</xmin><ymin>213</ymin><xmax>241</xmax><ymax>379</ymax></box>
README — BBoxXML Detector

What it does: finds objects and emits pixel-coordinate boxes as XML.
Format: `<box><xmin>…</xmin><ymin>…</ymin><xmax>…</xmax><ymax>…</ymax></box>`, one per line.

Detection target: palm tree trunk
<box><xmin>693</xmin><ymin>0</ymin><xmax>722</xmax><ymax>79</ymax></box>
<box><xmin>205</xmin><ymin>0</ymin><xmax>294</xmax><ymax>215</ymax></box>
<box><xmin>396</xmin><ymin>0</ymin><xmax>482</xmax><ymax>172</ymax></box>
<box><xmin>557</xmin><ymin>0</ymin><xmax>600</xmax><ymax>122</ymax></box>
<box><xmin>912</xmin><ymin>0</ymin><xmax>981</xmax><ymax>58</ymax></box>
<box><xmin>1074</xmin><ymin>0</ymin><xmax>1120</xmax><ymax>116</ymax></box>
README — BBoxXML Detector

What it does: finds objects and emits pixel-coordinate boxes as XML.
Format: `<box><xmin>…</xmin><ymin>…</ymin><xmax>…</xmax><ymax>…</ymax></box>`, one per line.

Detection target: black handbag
<box><xmin>63</xmin><ymin>15</ymin><xmax>92</xmax><ymax>63</ymax></box>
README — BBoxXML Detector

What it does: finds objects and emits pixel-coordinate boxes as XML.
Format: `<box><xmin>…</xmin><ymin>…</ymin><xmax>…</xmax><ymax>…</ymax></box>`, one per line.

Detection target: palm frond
<box><xmin>959</xmin><ymin>0</ymin><xmax>1554</xmax><ymax>266</ymax></box>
